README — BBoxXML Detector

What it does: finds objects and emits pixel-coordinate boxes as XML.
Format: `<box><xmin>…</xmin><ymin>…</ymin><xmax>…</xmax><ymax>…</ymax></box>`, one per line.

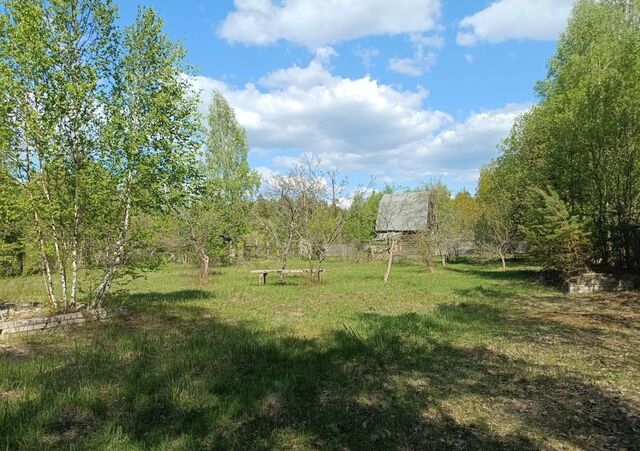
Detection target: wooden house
<box><xmin>372</xmin><ymin>191</ymin><xmax>435</xmax><ymax>260</ymax></box>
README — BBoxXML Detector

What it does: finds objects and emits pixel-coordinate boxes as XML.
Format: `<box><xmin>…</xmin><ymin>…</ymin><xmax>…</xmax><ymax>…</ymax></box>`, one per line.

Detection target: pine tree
<box><xmin>524</xmin><ymin>188</ymin><xmax>591</xmax><ymax>278</ymax></box>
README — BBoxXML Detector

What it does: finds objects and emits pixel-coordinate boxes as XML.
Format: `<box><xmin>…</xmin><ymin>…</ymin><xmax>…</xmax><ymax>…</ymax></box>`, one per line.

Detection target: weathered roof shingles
<box><xmin>375</xmin><ymin>192</ymin><xmax>431</xmax><ymax>232</ymax></box>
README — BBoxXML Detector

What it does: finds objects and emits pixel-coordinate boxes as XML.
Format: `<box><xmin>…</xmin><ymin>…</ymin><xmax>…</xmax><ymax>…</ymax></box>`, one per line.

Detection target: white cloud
<box><xmin>307</xmin><ymin>103</ymin><xmax>529</xmax><ymax>183</ymax></box>
<box><xmin>457</xmin><ymin>0</ymin><xmax>574</xmax><ymax>47</ymax></box>
<box><xmin>388</xmin><ymin>57</ymin><xmax>427</xmax><ymax>77</ymax></box>
<box><xmin>190</xmin><ymin>59</ymin><xmax>449</xmax><ymax>157</ymax></box>
<box><xmin>410</xmin><ymin>33</ymin><xmax>444</xmax><ymax>50</ymax></box>
<box><xmin>388</xmin><ymin>53</ymin><xmax>437</xmax><ymax>77</ymax></box>
<box><xmin>259</xmin><ymin>47</ymin><xmax>337</xmax><ymax>89</ymax></box>
<box><xmin>218</xmin><ymin>0</ymin><xmax>442</xmax><ymax>48</ymax></box>
<box><xmin>189</xmin><ymin>56</ymin><xmax>529</xmax><ymax>187</ymax></box>
<box><xmin>354</xmin><ymin>47</ymin><xmax>381</xmax><ymax>71</ymax></box>
<box><xmin>388</xmin><ymin>33</ymin><xmax>443</xmax><ymax>77</ymax></box>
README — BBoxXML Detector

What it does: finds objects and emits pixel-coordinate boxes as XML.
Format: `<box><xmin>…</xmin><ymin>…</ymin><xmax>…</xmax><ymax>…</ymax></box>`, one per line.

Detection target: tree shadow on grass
<box><xmin>455</xmin><ymin>285</ymin><xmax>520</xmax><ymax>300</ymax></box>
<box><xmin>111</xmin><ymin>289</ymin><xmax>216</xmax><ymax>305</ymax></box>
<box><xmin>435</xmin><ymin>299</ymin><xmax>629</xmax><ymax>353</ymax></box>
<box><xmin>446</xmin><ymin>266</ymin><xmax>540</xmax><ymax>284</ymax></box>
<box><xmin>1</xmin><ymin>304</ymin><xmax>638</xmax><ymax>450</ymax></box>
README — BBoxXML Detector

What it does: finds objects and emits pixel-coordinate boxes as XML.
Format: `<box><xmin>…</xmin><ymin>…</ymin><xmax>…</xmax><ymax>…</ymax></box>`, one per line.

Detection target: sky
<box><xmin>115</xmin><ymin>0</ymin><xmax>575</xmax><ymax>195</ymax></box>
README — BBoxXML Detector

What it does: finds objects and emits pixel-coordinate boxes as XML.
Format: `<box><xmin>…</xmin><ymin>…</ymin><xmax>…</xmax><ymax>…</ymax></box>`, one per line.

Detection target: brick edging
<box><xmin>0</xmin><ymin>308</ymin><xmax>124</xmax><ymax>338</ymax></box>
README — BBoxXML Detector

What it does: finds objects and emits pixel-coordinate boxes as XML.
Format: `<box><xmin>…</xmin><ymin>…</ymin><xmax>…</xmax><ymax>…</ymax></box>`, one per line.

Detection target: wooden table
<box><xmin>250</xmin><ymin>269</ymin><xmax>325</xmax><ymax>285</ymax></box>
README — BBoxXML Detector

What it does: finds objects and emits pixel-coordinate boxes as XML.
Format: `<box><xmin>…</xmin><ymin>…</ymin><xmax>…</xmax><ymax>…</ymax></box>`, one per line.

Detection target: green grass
<box><xmin>1</xmin><ymin>259</ymin><xmax>639</xmax><ymax>450</ymax></box>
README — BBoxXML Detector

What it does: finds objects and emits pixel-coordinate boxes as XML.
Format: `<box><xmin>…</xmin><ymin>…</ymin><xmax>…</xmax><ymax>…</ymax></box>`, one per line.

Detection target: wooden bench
<box><xmin>250</xmin><ymin>269</ymin><xmax>325</xmax><ymax>285</ymax></box>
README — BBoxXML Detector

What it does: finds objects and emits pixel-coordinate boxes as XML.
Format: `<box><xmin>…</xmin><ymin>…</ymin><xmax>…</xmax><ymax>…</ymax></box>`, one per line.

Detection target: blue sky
<box><xmin>115</xmin><ymin>0</ymin><xmax>574</xmax><ymax>196</ymax></box>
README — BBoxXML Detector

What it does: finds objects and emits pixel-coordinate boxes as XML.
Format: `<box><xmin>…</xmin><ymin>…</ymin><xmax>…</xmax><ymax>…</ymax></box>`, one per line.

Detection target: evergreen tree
<box><xmin>524</xmin><ymin>188</ymin><xmax>591</xmax><ymax>278</ymax></box>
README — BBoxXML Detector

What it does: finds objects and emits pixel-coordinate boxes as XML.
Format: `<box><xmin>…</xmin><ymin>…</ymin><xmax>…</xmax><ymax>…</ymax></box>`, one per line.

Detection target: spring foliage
<box><xmin>0</xmin><ymin>0</ymin><xmax>200</xmax><ymax>307</ymax></box>
<box><xmin>479</xmin><ymin>0</ymin><xmax>640</xmax><ymax>273</ymax></box>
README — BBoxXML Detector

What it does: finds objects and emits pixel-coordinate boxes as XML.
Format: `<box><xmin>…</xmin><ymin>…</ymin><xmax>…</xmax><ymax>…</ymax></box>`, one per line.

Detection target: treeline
<box><xmin>478</xmin><ymin>0</ymin><xmax>640</xmax><ymax>277</ymax></box>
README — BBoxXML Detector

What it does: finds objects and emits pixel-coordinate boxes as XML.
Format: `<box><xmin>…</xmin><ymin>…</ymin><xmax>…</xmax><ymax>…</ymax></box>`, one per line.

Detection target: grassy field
<box><xmin>1</xmin><ymin>259</ymin><xmax>639</xmax><ymax>450</ymax></box>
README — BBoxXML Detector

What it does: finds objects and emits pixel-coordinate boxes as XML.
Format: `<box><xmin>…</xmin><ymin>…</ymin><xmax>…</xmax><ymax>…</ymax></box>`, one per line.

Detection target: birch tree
<box><xmin>1</xmin><ymin>1</ymin><xmax>200</xmax><ymax>306</ymax></box>
<box><xmin>48</xmin><ymin>0</ymin><xmax>117</xmax><ymax>307</ymax></box>
<box><xmin>1</xmin><ymin>0</ymin><xmax>61</xmax><ymax>308</ymax></box>
<box><xmin>0</xmin><ymin>0</ymin><xmax>116</xmax><ymax>308</ymax></box>
<box><xmin>93</xmin><ymin>7</ymin><xmax>200</xmax><ymax>302</ymax></box>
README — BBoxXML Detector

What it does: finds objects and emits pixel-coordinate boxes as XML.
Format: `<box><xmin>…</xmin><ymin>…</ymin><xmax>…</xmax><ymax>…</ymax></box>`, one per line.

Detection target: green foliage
<box><xmin>0</xmin><ymin>169</ymin><xmax>26</xmax><ymax>275</ymax></box>
<box><xmin>524</xmin><ymin>188</ymin><xmax>591</xmax><ymax>278</ymax></box>
<box><xmin>486</xmin><ymin>0</ymin><xmax>640</xmax><ymax>271</ymax></box>
<box><xmin>91</xmin><ymin>6</ymin><xmax>201</xmax><ymax>301</ymax></box>
<box><xmin>475</xmin><ymin>164</ymin><xmax>520</xmax><ymax>267</ymax></box>
<box><xmin>420</xmin><ymin>181</ymin><xmax>456</xmax><ymax>263</ymax></box>
<box><xmin>0</xmin><ymin>1</ymin><xmax>201</xmax><ymax>305</ymax></box>
<box><xmin>204</xmin><ymin>91</ymin><xmax>260</xmax><ymax>260</ymax></box>
<box><xmin>178</xmin><ymin>91</ymin><xmax>259</xmax><ymax>274</ymax></box>
<box><xmin>343</xmin><ymin>189</ymin><xmax>383</xmax><ymax>246</ymax></box>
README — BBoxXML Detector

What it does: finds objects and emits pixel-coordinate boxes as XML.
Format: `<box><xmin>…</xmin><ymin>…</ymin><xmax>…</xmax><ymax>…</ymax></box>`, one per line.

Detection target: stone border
<box><xmin>0</xmin><ymin>308</ymin><xmax>122</xmax><ymax>339</ymax></box>
<box><xmin>567</xmin><ymin>273</ymin><xmax>640</xmax><ymax>294</ymax></box>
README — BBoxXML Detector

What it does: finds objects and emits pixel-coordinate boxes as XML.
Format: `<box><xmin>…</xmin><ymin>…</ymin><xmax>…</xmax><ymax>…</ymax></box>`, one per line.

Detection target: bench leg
<box><xmin>261</xmin><ymin>273</ymin><xmax>267</xmax><ymax>285</ymax></box>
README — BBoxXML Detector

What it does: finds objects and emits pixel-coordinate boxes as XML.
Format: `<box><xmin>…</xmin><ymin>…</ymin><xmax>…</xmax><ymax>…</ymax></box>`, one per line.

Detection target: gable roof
<box><xmin>375</xmin><ymin>191</ymin><xmax>431</xmax><ymax>232</ymax></box>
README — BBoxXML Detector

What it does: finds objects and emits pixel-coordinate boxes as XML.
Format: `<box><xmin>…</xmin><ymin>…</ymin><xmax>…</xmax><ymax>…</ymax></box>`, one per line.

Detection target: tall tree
<box><xmin>182</xmin><ymin>91</ymin><xmax>259</xmax><ymax>279</ymax></box>
<box><xmin>93</xmin><ymin>7</ymin><xmax>200</xmax><ymax>302</ymax></box>
<box><xmin>48</xmin><ymin>0</ymin><xmax>118</xmax><ymax>306</ymax></box>
<box><xmin>0</xmin><ymin>0</ymin><xmax>117</xmax><ymax>308</ymax></box>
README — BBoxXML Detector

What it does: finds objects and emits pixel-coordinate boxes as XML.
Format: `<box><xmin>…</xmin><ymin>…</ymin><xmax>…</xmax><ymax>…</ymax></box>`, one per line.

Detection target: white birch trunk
<box><xmin>438</xmin><ymin>245</ymin><xmax>447</xmax><ymax>267</ymax></box>
<box><xmin>24</xmin><ymin>133</ymin><xmax>58</xmax><ymax>309</ymax></box>
<box><xmin>94</xmin><ymin>170</ymin><xmax>132</xmax><ymax>304</ymax></box>
<box><xmin>33</xmin><ymin>207</ymin><xmax>58</xmax><ymax>309</ymax></box>
<box><xmin>39</xmin><ymin>166</ymin><xmax>69</xmax><ymax>309</ymax></box>
<box><xmin>71</xmin><ymin>195</ymin><xmax>80</xmax><ymax>305</ymax></box>
<box><xmin>198</xmin><ymin>249</ymin><xmax>210</xmax><ymax>280</ymax></box>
